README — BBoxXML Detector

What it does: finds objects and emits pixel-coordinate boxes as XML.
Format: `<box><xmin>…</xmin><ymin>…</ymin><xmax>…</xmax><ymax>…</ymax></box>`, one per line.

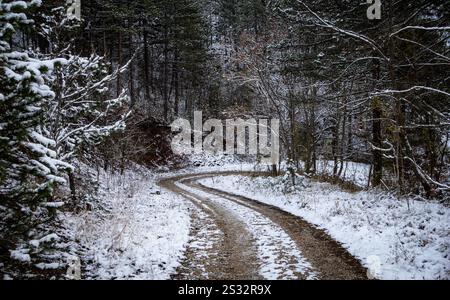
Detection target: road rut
<box><xmin>159</xmin><ymin>172</ymin><xmax>368</xmax><ymax>280</ymax></box>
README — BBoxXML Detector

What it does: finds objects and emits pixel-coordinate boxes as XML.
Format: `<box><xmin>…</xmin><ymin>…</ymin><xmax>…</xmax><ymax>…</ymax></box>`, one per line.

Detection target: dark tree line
<box><xmin>76</xmin><ymin>0</ymin><xmax>212</xmax><ymax>121</ymax></box>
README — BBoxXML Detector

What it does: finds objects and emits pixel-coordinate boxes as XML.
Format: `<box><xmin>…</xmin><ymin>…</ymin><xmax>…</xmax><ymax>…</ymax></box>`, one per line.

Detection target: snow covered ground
<box><xmin>66</xmin><ymin>166</ymin><xmax>192</xmax><ymax>280</ymax></box>
<box><xmin>313</xmin><ymin>160</ymin><xmax>371</xmax><ymax>187</ymax></box>
<box><xmin>62</xmin><ymin>154</ymin><xmax>449</xmax><ymax>280</ymax></box>
<box><xmin>63</xmin><ymin>156</ymin><xmax>258</xmax><ymax>280</ymax></box>
<box><xmin>199</xmin><ymin>174</ymin><xmax>450</xmax><ymax>280</ymax></box>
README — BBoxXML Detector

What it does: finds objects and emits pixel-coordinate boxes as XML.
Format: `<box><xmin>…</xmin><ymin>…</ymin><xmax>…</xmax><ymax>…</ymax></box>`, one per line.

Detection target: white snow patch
<box><xmin>35</xmin><ymin>263</ymin><xmax>60</xmax><ymax>270</ymax></box>
<box><xmin>10</xmin><ymin>249</ymin><xmax>31</xmax><ymax>263</ymax></box>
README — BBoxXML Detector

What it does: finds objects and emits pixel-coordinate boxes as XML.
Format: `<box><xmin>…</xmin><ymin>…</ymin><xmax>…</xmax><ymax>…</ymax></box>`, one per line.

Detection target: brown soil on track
<box><xmin>159</xmin><ymin>172</ymin><xmax>368</xmax><ymax>280</ymax></box>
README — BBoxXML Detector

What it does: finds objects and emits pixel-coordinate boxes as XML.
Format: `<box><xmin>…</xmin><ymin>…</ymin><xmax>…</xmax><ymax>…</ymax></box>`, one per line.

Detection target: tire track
<box><xmin>160</xmin><ymin>172</ymin><xmax>368</xmax><ymax>280</ymax></box>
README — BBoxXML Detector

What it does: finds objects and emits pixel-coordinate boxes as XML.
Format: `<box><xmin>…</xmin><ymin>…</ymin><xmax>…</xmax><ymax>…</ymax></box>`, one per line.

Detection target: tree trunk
<box><xmin>372</xmin><ymin>97</ymin><xmax>383</xmax><ymax>187</ymax></box>
<box><xmin>143</xmin><ymin>20</ymin><xmax>151</xmax><ymax>103</ymax></box>
<box><xmin>338</xmin><ymin>92</ymin><xmax>348</xmax><ymax>177</ymax></box>
<box><xmin>371</xmin><ymin>53</ymin><xmax>383</xmax><ymax>187</ymax></box>
<box><xmin>174</xmin><ymin>48</ymin><xmax>180</xmax><ymax>117</ymax></box>
<box><xmin>68</xmin><ymin>171</ymin><xmax>77</xmax><ymax>202</ymax></box>
<box><xmin>163</xmin><ymin>18</ymin><xmax>169</xmax><ymax>122</ymax></box>
<box><xmin>129</xmin><ymin>25</ymin><xmax>135</xmax><ymax>107</ymax></box>
<box><xmin>117</xmin><ymin>29</ymin><xmax>122</xmax><ymax>97</ymax></box>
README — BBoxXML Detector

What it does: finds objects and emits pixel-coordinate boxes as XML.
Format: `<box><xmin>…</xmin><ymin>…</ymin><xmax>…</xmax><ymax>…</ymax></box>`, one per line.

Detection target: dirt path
<box><xmin>159</xmin><ymin>172</ymin><xmax>368</xmax><ymax>280</ymax></box>
<box><xmin>160</xmin><ymin>176</ymin><xmax>262</xmax><ymax>280</ymax></box>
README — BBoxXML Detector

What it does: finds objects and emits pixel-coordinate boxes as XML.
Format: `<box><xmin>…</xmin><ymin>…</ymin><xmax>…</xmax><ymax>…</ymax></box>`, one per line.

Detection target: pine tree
<box><xmin>0</xmin><ymin>0</ymin><xmax>72</xmax><ymax>276</ymax></box>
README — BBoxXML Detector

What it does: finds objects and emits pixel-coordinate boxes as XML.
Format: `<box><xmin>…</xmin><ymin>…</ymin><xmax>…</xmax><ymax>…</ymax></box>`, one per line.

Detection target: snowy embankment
<box><xmin>66</xmin><ymin>166</ymin><xmax>191</xmax><ymax>280</ymax></box>
<box><xmin>199</xmin><ymin>174</ymin><xmax>450</xmax><ymax>280</ymax></box>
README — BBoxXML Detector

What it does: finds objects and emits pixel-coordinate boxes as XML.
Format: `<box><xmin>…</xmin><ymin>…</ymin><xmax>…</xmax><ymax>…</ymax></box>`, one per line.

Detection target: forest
<box><xmin>0</xmin><ymin>0</ymin><xmax>449</xmax><ymax>280</ymax></box>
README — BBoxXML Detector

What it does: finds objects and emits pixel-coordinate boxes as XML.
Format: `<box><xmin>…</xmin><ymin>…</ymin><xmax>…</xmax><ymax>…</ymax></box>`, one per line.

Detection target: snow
<box><xmin>35</xmin><ymin>263</ymin><xmax>60</xmax><ymax>270</ymax></box>
<box><xmin>23</xmin><ymin>153</ymin><xmax>446</xmax><ymax>280</ymax></box>
<box><xmin>29</xmin><ymin>130</ymin><xmax>56</xmax><ymax>147</ymax></box>
<box><xmin>28</xmin><ymin>234</ymin><xmax>60</xmax><ymax>250</ymax></box>
<box><xmin>200</xmin><ymin>174</ymin><xmax>450</xmax><ymax>280</ymax></box>
<box><xmin>176</xmin><ymin>178</ymin><xmax>317</xmax><ymax>280</ymax></box>
<box><xmin>25</xmin><ymin>142</ymin><xmax>57</xmax><ymax>157</ymax></box>
<box><xmin>66</xmin><ymin>165</ymin><xmax>192</xmax><ymax>280</ymax></box>
<box><xmin>2</xmin><ymin>1</ymin><xmax>42</xmax><ymax>12</ymax></box>
<box><xmin>316</xmin><ymin>160</ymin><xmax>371</xmax><ymax>187</ymax></box>
<box><xmin>41</xmin><ymin>202</ymin><xmax>65</xmax><ymax>208</ymax></box>
<box><xmin>39</xmin><ymin>233</ymin><xmax>60</xmax><ymax>243</ymax></box>
<box><xmin>178</xmin><ymin>206</ymin><xmax>223</xmax><ymax>279</ymax></box>
<box><xmin>10</xmin><ymin>249</ymin><xmax>31</xmax><ymax>263</ymax></box>
<box><xmin>284</xmin><ymin>160</ymin><xmax>372</xmax><ymax>188</ymax></box>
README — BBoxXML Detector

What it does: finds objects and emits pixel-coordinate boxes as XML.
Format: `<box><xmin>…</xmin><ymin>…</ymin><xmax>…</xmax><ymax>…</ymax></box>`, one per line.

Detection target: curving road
<box><xmin>159</xmin><ymin>172</ymin><xmax>368</xmax><ymax>280</ymax></box>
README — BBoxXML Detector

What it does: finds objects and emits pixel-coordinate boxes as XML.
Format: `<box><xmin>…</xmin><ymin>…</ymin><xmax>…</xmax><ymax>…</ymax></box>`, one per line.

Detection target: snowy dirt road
<box><xmin>159</xmin><ymin>172</ymin><xmax>368</xmax><ymax>280</ymax></box>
